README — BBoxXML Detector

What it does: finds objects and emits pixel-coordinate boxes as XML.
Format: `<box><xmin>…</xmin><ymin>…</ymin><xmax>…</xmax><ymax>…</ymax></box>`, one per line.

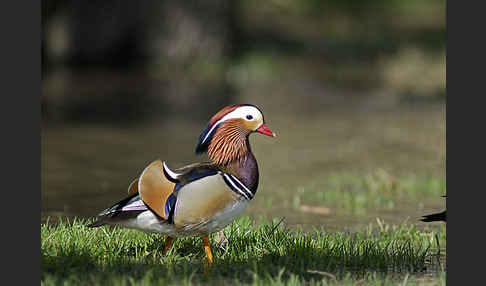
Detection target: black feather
<box><xmin>87</xmin><ymin>194</ymin><xmax>140</xmax><ymax>227</ymax></box>
<box><xmin>195</xmin><ymin>122</ymin><xmax>219</xmax><ymax>154</ymax></box>
<box><xmin>421</xmin><ymin>210</ymin><xmax>446</xmax><ymax>222</ymax></box>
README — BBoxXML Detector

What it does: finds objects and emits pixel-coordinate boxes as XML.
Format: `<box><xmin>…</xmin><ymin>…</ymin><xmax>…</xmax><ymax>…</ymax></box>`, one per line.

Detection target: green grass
<box><xmin>41</xmin><ymin>217</ymin><xmax>446</xmax><ymax>285</ymax></box>
<box><xmin>288</xmin><ymin>169</ymin><xmax>445</xmax><ymax>215</ymax></box>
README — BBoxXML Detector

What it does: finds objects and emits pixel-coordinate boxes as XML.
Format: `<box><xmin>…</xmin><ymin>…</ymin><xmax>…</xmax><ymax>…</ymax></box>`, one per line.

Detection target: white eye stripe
<box><xmin>201</xmin><ymin>106</ymin><xmax>263</xmax><ymax>145</ymax></box>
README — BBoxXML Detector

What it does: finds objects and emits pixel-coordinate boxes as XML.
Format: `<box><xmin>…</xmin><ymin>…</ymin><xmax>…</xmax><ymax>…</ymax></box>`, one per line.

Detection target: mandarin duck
<box><xmin>88</xmin><ymin>104</ymin><xmax>276</xmax><ymax>267</ymax></box>
<box><xmin>420</xmin><ymin>196</ymin><xmax>446</xmax><ymax>222</ymax></box>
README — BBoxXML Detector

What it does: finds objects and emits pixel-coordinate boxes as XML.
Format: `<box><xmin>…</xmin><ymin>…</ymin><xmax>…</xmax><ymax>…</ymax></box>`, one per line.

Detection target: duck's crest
<box><xmin>195</xmin><ymin>104</ymin><xmax>248</xmax><ymax>155</ymax></box>
<box><xmin>195</xmin><ymin>122</ymin><xmax>214</xmax><ymax>154</ymax></box>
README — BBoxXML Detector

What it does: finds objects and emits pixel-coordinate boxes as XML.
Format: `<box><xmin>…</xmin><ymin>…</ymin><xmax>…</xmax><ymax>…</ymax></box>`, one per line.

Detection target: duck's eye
<box><xmin>246</xmin><ymin>115</ymin><xmax>253</xmax><ymax>120</ymax></box>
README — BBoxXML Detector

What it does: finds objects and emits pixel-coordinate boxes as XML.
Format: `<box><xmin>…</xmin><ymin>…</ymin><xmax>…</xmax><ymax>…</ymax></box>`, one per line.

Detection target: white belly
<box><xmin>118</xmin><ymin>199</ymin><xmax>248</xmax><ymax>237</ymax></box>
<box><xmin>117</xmin><ymin>210</ymin><xmax>178</xmax><ymax>235</ymax></box>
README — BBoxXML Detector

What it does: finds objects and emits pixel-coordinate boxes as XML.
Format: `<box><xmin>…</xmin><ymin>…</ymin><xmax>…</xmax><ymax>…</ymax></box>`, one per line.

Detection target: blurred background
<box><xmin>41</xmin><ymin>0</ymin><xmax>446</xmax><ymax>231</ymax></box>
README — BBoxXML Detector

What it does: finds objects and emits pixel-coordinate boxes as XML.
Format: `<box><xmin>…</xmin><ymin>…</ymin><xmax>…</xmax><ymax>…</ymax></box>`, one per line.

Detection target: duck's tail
<box><xmin>87</xmin><ymin>218</ymin><xmax>107</xmax><ymax>228</ymax></box>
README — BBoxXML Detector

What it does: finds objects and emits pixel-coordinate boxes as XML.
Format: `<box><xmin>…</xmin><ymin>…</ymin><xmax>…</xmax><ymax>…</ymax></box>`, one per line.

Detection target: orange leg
<box><xmin>162</xmin><ymin>236</ymin><xmax>174</xmax><ymax>256</ymax></box>
<box><xmin>202</xmin><ymin>236</ymin><xmax>213</xmax><ymax>267</ymax></box>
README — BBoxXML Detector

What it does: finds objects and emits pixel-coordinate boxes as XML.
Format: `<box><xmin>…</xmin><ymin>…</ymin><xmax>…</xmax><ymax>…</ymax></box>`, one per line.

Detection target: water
<box><xmin>41</xmin><ymin>89</ymin><xmax>445</xmax><ymax>232</ymax></box>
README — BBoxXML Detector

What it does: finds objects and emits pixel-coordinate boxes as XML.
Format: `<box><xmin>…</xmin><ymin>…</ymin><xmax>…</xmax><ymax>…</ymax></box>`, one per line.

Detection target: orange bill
<box><xmin>256</xmin><ymin>123</ymin><xmax>276</xmax><ymax>137</ymax></box>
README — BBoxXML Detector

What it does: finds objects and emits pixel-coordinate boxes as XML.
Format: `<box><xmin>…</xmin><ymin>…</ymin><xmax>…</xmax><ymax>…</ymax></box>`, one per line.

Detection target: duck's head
<box><xmin>195</xmin><ymin>104</ymin><xmax>276</xmax><ymax>165</ymax></box>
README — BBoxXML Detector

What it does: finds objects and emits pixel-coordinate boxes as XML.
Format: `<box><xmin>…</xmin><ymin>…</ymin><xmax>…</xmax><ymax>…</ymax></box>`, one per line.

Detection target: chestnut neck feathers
<box><xmin>207</xmin><ymin>119</ymin><xmax>250</xmax><ymax>167</ymax></box>
<box><xmin>206</xmin><ymin>119</ymin><xmax>259</xmax><ymax>192</ymax></box>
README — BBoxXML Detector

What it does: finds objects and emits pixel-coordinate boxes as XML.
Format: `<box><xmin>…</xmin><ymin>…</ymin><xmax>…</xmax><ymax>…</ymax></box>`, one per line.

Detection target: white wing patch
<box><xmin>121</xmin><ymin>199</ymin><xmax>147</xmax><ymax>211</ymax></box>
<box><xmin>162</xmin><ymin>161</ymin><xmax>180</xmax><ymax>183</ymax></box>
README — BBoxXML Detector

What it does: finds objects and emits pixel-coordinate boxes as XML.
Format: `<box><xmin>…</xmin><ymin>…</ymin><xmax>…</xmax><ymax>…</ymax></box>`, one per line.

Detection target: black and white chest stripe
<box><xmin>221</xmin><ymin>173</ymin><xmax>254</xmax><ymax>200</ymax></box>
